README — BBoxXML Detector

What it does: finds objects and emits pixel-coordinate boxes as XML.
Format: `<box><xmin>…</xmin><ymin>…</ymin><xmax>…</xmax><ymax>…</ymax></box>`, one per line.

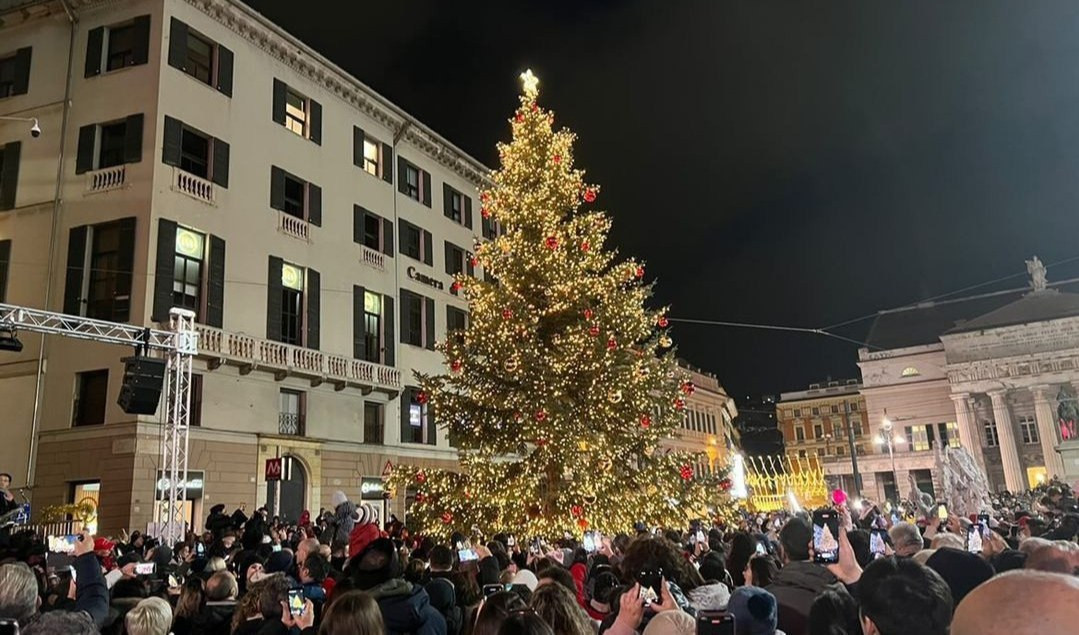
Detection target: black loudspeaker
<box><xmin>118</xmin><ymin>355</ymin><xmax>167</xmax><ymax>415</ymax></box>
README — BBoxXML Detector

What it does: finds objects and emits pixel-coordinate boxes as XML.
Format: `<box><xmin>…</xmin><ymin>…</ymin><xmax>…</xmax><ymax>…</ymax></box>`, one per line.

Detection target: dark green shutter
<box><xmin>152</xmin><ymin>219</ymin><xmax>177</xmax><ymax>322</ymax></box>
<box><xmin>272</xmin><ymin>79</ymin><xmax>286</xmax><ymax>124</ymax></box>
<box><xmin>444</xmin><ymin>241</ymin><xmax>454</xmax><ymax>274</ymax></box>
<box><xmin>353</xmin><ymin>127</ymin><xmax>365</xmax><ymax>167</ymax></box>
<box><xmin>12</xmin><ymin>48</ymin><xmax>31</xmax><ymax>95</ymax></box>
<box><xmin>381</xmin><ymin>143</ymin><xmax>393</xmax><ymax>184</ymax></box>
<box><xmin>162</xmin><ymin>116</ymin><xmax>182</xmax><ymax>166</ymax></box>
<box><xmin>0</xmin><ymin>239</ymin><xmax>10</xmax><ymax>303</ymax></box>
<box><xmin>269</xmin><ymin>166</ymin><xmax>284</xmax><ymax>210</ymax></box>
<box><xmin>482</xmin><ymin>215</ymin><xmax>492</xmax><ymax>239</ymax></box>
<box><xmin>352</xmin><ymin>205</ymin><xmax>363</xmax><ymax>244</ymax></box>
<box><xmin>75</xmin><ymin>125</ymin><xmax>96</xmax><ymax>174</ymax></box>
<box><xmin>215</xmin><ymin>46</ymin><xmax>233</xmax><ymax>97</ymax></box>
<box><xmin>399</xmin><ymin>289</ymin><xmax>410</xmax><ymax>344</ymax></box>
<box><xmin>424</xmin><ymin>296</ymin><xmax>435</xmax><ymax>350</ymax></box>
<box><xmin>0</xmin><ymin>142</ymin><xmax>20</xmax><ymax>210</ymax></box>
<box><xmin>307</xmin><ymin>183</ymin><xmax>321</xmax><ymax>226</ymax></box>
<box><xmin>167</xmin><ymin>18</ymin><xmax>188</xmax><ymax>71</ymax></box>
<box><xmin>397</xmin><ymin>156</ymin><xmax>407</xmax><ymax>195</ymax></box>
<box><xmin>382</xmin><ymin>218</ymin><xmax>394</xmax><ymax>256</ymax></box>
<box><xmin>383</xmin><ymin>295</ymin><xmax>395</xmax><ymax>366</ymax></box>
<box><xmin>400</xmin><ymin>388</ymin><xmax>412</xmax><ymax>443</ymax></box>
<box><xmin>353</xmin><ymin>285</ymin><xmax>366</xmax><ymax>360</ymax></box>
<box><xmin>464</xmin><ymin>195</ymin><xmax>473</xmax><ymax>229</ymax></box>
<box><xmin>466</xmin><ymin>252</ymin><xmax>475</xmax><ymax>277</ymax></box>
<box><xmin>85</xmin><ymin>27</ymin><xmax>103</xmax><ymax>77</ymax></box>
<box><xmin>426</xmin><ymin>404</ymin><xmax>436</xmax><ymax>446</ymax></box>
<box><xmin>442</xmin><ymin>183</ymin><xmax>453</xmax><ymax>220</ymax></box>
<box><xmin>211</xmin><ymin>137</ymin><xmax>229</xmax><ymax>187</ymax></box>
<box><xmin>309</xmin><ymin>100</ymin><xmax>322</xmax><ymax>145</ymax></box>
<box><xmin>131</xmin><ymin>15</ymin><xmax>151</xmax><ymax>66</ymax></box>
<box><xmin>398</xmin><ymin>221</ymin><xmax>408</xmax><ymax>258</ymax></box>
<box><xmin>123</xmin><ymin>113</ymin><xmax>144</xmax><ymax>164</ymax></box>
<box><xmin>115</xmin><ymin>217</ymin><xmax>135</xmax><ymax>321</ymax></box>
<box><xmin>266</xmin><ymin>256</ymin><xmax>283</xmax><ymax>341</ymax></box>
<box><xmin>63</xmin><ymin>226</ymin><xmax>87</xmax><ymax>315</ymax></box>
<box><xmin>421</xmin><ymin>170</ymin><xmax>431</xmax><ymax>207</ymax></box>
<box><xmin>207</xmin><ymin>235</ymin><xmax>225</xmax><ymax>328</ymax></box>
<box><xmin>422</xmin><ymin>230</ymin><xmax>433</xmax><ymax>267</ymax></box>
<box><xmin>306</xmin><ymin>268</ymin><xmax>320</xmax><ymax>350</ymax></box>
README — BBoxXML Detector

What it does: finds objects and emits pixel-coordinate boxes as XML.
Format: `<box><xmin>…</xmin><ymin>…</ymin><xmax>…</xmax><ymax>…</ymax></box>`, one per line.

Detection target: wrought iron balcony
<box><xmin>278</xmin><ymin>412</ymin><xmax>305</xmax><ymax>436</ymax></box>
<box><xmin>194</xmin><ymin>324</ymin><xmax>401</xmax><ymax>394</ymax></box>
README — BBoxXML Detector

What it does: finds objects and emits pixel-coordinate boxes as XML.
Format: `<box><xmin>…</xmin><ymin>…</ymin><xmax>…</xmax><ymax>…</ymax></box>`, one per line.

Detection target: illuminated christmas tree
<box><xmin>388</xmin><ymin>71</ymin><xmax>732</xmax><ymax>537</ymax></box>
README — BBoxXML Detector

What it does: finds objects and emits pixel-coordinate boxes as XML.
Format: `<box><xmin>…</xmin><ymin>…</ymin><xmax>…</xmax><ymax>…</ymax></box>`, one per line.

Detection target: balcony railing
<box><xmin>278</xmin><ymin>212</ymin><xmax>310</xmax><ymax>241</ymax></box>
<box><xmin>85</xmin><ymin>165</ymin><xmax>126</xmax><ymax>194</ymax></box>
<box><xmin>360</xmin><ymin>245</ymin><xmax>385</xmax><ymax>271</ymax></box>
<box><xmin>172</xmin><ymin>167</ymin><xmax>215</xmax><ymax>205</ymax></box>
<box><xmin>278</xmin><ymin>412</ymin><xmax>305</xmax><ymax>436</ymax></box>
<box><xmin>195</xmin><ymin>324</ymin><xmax>401</xmax><ymax>393</ymax></box>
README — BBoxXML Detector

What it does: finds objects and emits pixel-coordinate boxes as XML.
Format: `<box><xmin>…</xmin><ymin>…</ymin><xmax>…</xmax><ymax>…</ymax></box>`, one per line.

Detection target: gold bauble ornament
<box><xmin>608</xmin><ymin>389</ymin><xmax>623</xmax><ymax>404</ymax></box>
<box><xmin>504</xmin><ymin>358</ymin><xmax>519</xmax><ymax>372</ymax></box>
<box><xmin>659</xmin><ymin>335</ymin><xmax>673</xmax><ymax>348</ymax></box>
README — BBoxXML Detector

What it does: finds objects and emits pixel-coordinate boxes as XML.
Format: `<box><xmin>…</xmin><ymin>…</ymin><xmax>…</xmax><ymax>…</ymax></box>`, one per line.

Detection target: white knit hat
<box><xmin>332</xmin><ymin>490</ymin><xmax>348</xmax><ymax>508</ymax></box>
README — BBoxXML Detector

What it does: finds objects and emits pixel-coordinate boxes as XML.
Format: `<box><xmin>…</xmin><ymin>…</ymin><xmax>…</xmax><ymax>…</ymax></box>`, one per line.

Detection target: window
<box><xmin>167</xmin><ymin>19</ymin><xmax>233</xmax><ymax>96</ymax></box>
<box><xmin>362</xmin><ymin>291</ymin><xmax>382</xmax><ymax>363</ymax></box>
<box><xmin>180</xmin><ymin>125</ymin><xmax>210</xmax><ymax>179</ymax></box>
<box><xmin>0</xmin><ymin>240</ymin><xmax>9</xmax><ymax>302</ymax></box>
<box><xmin>850</xmin><ymin>402</ymin><xmax>859</xmax><ymax>411</ymax></box>
<box><xmin>73</xmin><ymin>370</ymin><xmax>108</xmax><ymax>427</ymax></box>
<box><xmin>812</xmin><ymin>407</ymin><xmax>820</xmax><ymax>416</ymax></box>
<box><xmin>269</xmin><ymin>167</ymin><xmax>321</xmax><ymax>226</ymax></box>
<box><xmin>907</xmin><ymin>425</ymin><xmax>930</xmax><ymax>452</ymax></box>
<box><xmin>398</xmin><ymin>220</ymin><xmax>432</xmax><ymax>265</ymax></box>
<box><xmin>280</xmin><ymin>263</ymin><xmax>304</xmax><ymax>346</ymax></box>
<box><xmin>279</xmin><ymin>389</ymin><xmax>305</xmax><ymax>436</ymax></box>
<box><xmin>75</xmin><ymin>114</ymin><xmax>144</xmax><ymax>175</ymax></box>
<box><xmin>364</xmin><ymin>401</ymin><xmax>383</xmax><ymax>444</ymax></box>
<box><xmin>448</xmin><ymin>190</ymin><xmax>463</xmax><ymax>222</ymax></box>
<box><xmin>190</xmin><ymin>374</ymin><xmax>203</xmax><ymax>427</ymax></box>
<box><xmin>443</xmin><ymin>184</ymin><xmax>472</xmax><ymax>227</ymax></box>
<box><xmin>1019</xmin><ymin>415</ymin><xmax>1039</xmax><ymax>444</ymax></box>
<box><xmin>400</xmin><ymin>290</ymin><xmax>434</xmax><ymax>349</ymax></box>
<box><xmin>85</xmin><ymin>16</ymin><xmax>149</xmax><ymax>77</ymax></box>
<box><xmin>793</xmin><ymin>408</ymin><xmax>801</xmax><ymax>417</ymax></box>
<box><xmin>354</xmin><ymin>206</ymin><xmax>393</xmax><ymax>257</ymax></box>
<box><xmin>285</xmin><ymin>88</ymin><xmax>307</xmax><ymax>136</ymax></box>
<box><xmin>984</xmin><ymin>419</ymin><xmax>999</xmax><ymax>447</ymax></box>
<box><xmin>831</xmin><ymin>405</ymin><xmax>839</xmax><ymax>414</ymax></box>
<box><xmin>404</xmin><ymin>163</ymin><xmax>419</xmax><ymax>199</ymax></box>
<box><xmin>407</xmin><ymin>391</ymin><xmax>428</xmax><ymax>444</ymax></box>
<box><xmin>0</xmin><ymin>48</ymin><xmax>30</xmax><ymax>98</ymax></box>
<box><xmin>405</xmin><ymin>293</ymin><xmax>422</xmax><ymax>346</ymax></box>
<box><xmin>798</xmin><ymin>449</ymin><xmax>808</xmax><ymax>459</ymax></box>
<box><xmin>397</xmin><ymin>157</ymin><xmax>431</xmax><ymax>206</ymax></box>
<box><xmin>162</xmin><ymin>116</ymin><xmax>229</xmax><ymax>188</ymax></box>
<box><xmin>445</xmin><ymin>242</ymin><xmax>473</xmax><ymax>279</ymax></box>
<box><xmin>283</xmin><ymin>174</ymin><xmax>305</xmax><ymax>218</ymax></box>
<box><xmin>852</xmin><ymin>417</ymin><xmax>863</xmax><ymax>436</ymax></box>
<box><xmin>901</xmin><ymin>367</ymin><xmax>920</xmax><ymax>377</ymax></box>
<box><xmin>814</xmin><ymin>424</ymin><xmax>823</xmax><ymax>439</ymax></box>
<box><xmin>363</xmin><ymin>139</ymin><xmax>380</xmax><ymax>176</ymax></box>
<box><xmin>938</xmin><ymin>421</ymin><xmax>961</xmax><ymax>449</ymax></box>
<box><xmin>364</xmin><ymin>213</ymin><xmax>381</xmax><ymax>250</ymax></box>
<box><xmin>836</xmin><ymin>445</ymin><xmax>845</xmax><ymax>456</ymax></box>
<box><xmin>795</xmin><ymin>426</ymin><xmax>805</xmax><ymax>441</ymax></box>
<box><xmin>447</xmin><ymin>306</ymin><xmax>468</xmax><ymax>334</ymax></box>
<box><xmin>85</xmin><ymin>219</ymin><xmax>134</xmax><ymax>321</ymax></box>
<box><xmin>172</xmin><ymin>227</ymin><xmax>205</xmax><ymax>312</ymax></box>
<box><xmin>97</xmin><ymin>122</ymin><xmax>127</xmax><ymax>169</ymax></box>
<box><xmin>482</xmin><ymin>215</ymin><xmax>503</xmax><ymax>240</ymax></box>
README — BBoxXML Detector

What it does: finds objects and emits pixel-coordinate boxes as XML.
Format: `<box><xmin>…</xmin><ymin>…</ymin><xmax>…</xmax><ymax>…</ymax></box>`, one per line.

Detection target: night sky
<box><xmin>248</xmin><ymin>0</ymin><xmax>1079</xmax><ymax>398</ymax></box>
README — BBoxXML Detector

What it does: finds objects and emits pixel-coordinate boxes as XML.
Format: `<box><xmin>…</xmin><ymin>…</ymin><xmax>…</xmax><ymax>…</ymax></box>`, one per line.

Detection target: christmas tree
<box><xmin>388</xmin><ymin>71</ymin><xmax>731</xmax><ymax>538</ymax></box>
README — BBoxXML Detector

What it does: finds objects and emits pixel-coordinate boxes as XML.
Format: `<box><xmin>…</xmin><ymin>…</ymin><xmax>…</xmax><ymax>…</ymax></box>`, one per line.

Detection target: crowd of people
<box><xmin>0</xmin><ymin>479</ymin><xmax>1077</xmax><ymax>635</ymax></box>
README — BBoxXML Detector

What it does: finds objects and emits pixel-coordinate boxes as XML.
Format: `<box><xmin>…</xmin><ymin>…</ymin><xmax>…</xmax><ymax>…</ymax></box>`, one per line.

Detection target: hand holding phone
<box><xmin>812</xmin><ymin>509</ymin><xmax>840</xmax><ymax>564</ymax></box>
<box><xmin>287</xmin><ymin>589</ymin><xmax>306</xmax><ymax>617</ymax></box>
<box><xmin>135</xmin><ymin>562</ymin><xmax>156</xmax><ymax>576</ymax></box>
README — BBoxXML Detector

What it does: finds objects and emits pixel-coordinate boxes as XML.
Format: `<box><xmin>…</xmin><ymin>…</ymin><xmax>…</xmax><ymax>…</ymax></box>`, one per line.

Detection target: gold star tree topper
<box><xmin>520</xmin><ymin>69</ymin><xmax>540</xmax><ymax>97</ymax></box>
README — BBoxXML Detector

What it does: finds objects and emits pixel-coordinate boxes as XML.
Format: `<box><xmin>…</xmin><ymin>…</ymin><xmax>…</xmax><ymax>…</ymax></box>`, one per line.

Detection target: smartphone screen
<box><xmin>482</xmin><ymin>583</ymin><xmax>503</xmax><ymax>597</ymax></box>
<box><xmin>754</xmin><ymin>541</ymin><xmax>767</xmax><ymax>556</ymax></box>
<box><xmin>135</xmin><ymin>562</ymin><xmax>156</xmax><ymax>575</ymax></box>
<box><xmin>636</xmin><ymin>567</ymin><xmax>664</xmax><ymax>603</ymax></box>
<box><xmin>966</xmin><ymin>524</ymin><xmax>983</xmax><ymax>553</ymax></box>
<box><xmin>869</xmin><ymin>529</ymin><xmax>887</xmax><ymax>558</ymax></box>
<box><xmin>697</xmin><ymin>610</ymin><xmax>735</xmax><ymax>635</ymax></box>
<box><xmin>272</xmin><ymin>544</ymin><xmax>282</xmax><ymax>552</ymax></box>
<box><xmin>583</xmin><ymin>532</ymin><xmax>596</xmax><ymax>553</ymax></box>
<box><xmin>195</xmin><ymin>543</ymin><xmax>205</xmax><ymax>556</ymax></box>
<box><xmin>507</xmin><ymin>535</ymin><xmax>516</xmax><ymax>547</ymax></box>
<box><xmin>812</xmin><ymin>509</ymin><xmax>840</xmax><ymax>564</ymax></box>
<box><xmin>287</xmin><ymin>589</ymin><xmax>305</xmax><ymax>616</ymax></box>
<box><xmin>459</xmin><ymin>549</ymin><xmax>478</xmax><ymax>562</ymax></box>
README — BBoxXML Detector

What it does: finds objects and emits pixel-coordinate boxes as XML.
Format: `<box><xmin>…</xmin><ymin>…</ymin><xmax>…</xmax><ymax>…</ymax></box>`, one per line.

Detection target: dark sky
<box><xmin>248</xmin><ymin>0</ymin><xmax>1079</xmax><ymax>398</ymax></box>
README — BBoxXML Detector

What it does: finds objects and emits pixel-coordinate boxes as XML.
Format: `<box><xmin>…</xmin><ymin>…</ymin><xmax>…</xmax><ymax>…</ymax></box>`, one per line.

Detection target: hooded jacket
<box><xmin>765</xmin><ymin>561</ymin><xmax>837</xmax><ymax>635</ymax></box>
<box><xmin>322</xmin><ymin>500</ymin><xmax>357</xmax><ymax>550</ymax></box>
<box><xmin>188</xmin><ymin>601</ymin><xmax>236</xmax><ymax>635</ymax></box>
<box><xmin>365</xmin><ymin>578</ymin><xmax>447</xmax><ymax>635</ymax></box>
<box><xmin>687</xmin><ymin>582</ymin><xmax>732</xmax><ymax>613</ymax></box>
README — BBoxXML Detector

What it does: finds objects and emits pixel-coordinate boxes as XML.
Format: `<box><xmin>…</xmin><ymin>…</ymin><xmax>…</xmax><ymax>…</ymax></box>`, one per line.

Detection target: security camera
<box><xmin>30</xmin><ymin>118</ymin><xmax>41</xmax><ymax>138</ymax></box>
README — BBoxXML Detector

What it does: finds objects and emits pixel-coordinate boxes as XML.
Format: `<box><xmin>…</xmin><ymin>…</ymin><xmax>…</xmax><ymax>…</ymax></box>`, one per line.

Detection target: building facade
<box><xmin>777</xmin><ymin>381</ymin><xmax>868</xmax><ymax>488</ymax></box>
<box><xmin>663</xmin><ymin>363</ymin><xmax>739</xmax><ymax>478</ymax></box>
<box><xmin>0</xmin><ymin>0</ymin><xmax>498</xmax><ymax>533</ymax></box>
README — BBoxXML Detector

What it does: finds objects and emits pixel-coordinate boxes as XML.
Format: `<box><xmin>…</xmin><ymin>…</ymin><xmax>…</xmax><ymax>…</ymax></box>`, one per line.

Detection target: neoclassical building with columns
<box><xmin>823</xmin><ymin>263</ymin><xmax>1079</xmax><ymax>499</ymax></box>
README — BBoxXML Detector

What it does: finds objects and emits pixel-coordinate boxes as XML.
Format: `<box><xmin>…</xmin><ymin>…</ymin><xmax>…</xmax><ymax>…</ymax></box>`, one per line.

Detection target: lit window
<box><xmin>901</xmin><ymin>367</ymin><xmax>920</xmax><ymax>377</ymax></box>
<box><xmin>285</xmin><ymin>88</ymin><xmax>307</xmax><ymax>136</ymax></box>
<box><xmin>172</xmin><ymin>228</ymin><xmax>205</xmax><ymax>313</ymax></box>
<box><xmin>362</xmin><ymin>291</ymin><xmax>382</xmax><ymax>363</ymax></box>
<box><xmin>279</xmin><ymin>264</ymin><xmax>304</xmax><ymax>346</ymax></box>
<box><xmin>363</xmin><ymin>139</ymin><xmax>380</xmax><ymax>176</ymax></box>
<box><xmin>281</xmin><ymin>263</ymin><xmax>304</xmax><ymax>291</ymax></box>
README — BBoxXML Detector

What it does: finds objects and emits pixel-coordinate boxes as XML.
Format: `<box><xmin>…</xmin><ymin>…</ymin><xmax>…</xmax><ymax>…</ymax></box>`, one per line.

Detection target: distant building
<box><xmin>777</xmin><ymin>381</ymin><xmax>869</xmax><ymax>485</ymax></box>
<box><xmin>663</xmin><ymin>361</ymin><xmax>739</xmax><ymax>477</ymax></box>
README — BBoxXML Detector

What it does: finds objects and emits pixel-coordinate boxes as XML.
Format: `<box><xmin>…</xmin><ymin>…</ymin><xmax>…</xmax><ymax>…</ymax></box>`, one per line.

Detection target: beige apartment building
<box><xmin>0</xmin><ymin>0</ymin><xmax>499</xmax><ymax>533</ymax></box>
<box><xmin>664</xmin><ymin>362</ymin><xmax>740</xmax><ymax>479</ymax></box>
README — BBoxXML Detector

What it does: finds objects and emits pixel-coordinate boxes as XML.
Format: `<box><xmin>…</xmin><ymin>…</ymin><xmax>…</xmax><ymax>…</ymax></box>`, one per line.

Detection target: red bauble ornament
<box><xmin>450</xmin><ymin>359</ymin><xmax>462</xmax><ymax>373</ymax></box>
<box><xmin>481</xmin><ymin>192</ymin><xmax>490</xmax><ymax>203</ymax></box>
<box><xmin>514</xmin><ymin>411</ymin><xmax>523</xmax><ymax>422</ymax></box>
<box><xmin>415</xmin><ymin>492</ymin><xmax>427</xmax><ymax>504</ymax></box>
<box><xmin>571</xmin><ymin>504</ymin><xmax>583</xmax><ymax>518</ymax></box>
<box><xmin>417</xmin><ymin>391</ymin><xmax>429</xmax><ymax>405</ymax></box>
<box><xmin>584</xmin><ymin>309</ymin><xmax>594</xmax><ymax>320</ymax></box>
<box><xmin>534</xmin><ymin>437</ymin><xmax>548</xmax><ymax>447</ymax></box>
<box><xmin>515</xmin><ymin>112</ymin><xmax>525</xmax><ymax>123</ymax></box>
<box><xmin>674</xmin><ymin>398</ymin><xmax>685</xmax><ymax>411</ymax></box>
<box><xmin>552</xmin><ymin>154</ymin><xmax>562</xmax><ymax>164</ymax></box>
<box><xmin>577</xmin><ymin>518</ymin><xmax>590</xmax><ymax>530</ymax></box>
<box><xmin>545</xmin><ymin>236</ymin><xmax>559</xmax><ymax>250</ymax></box>
<box><xmin>640</xmin><ymin>414</ymin><xmax>652</xmax><ymax>429</ymax></box>
<box><xmin>481</xmin><ymin>207</ymin><xmax>490</xmax><ymax>218</ymax></box>
<box><xmin>657</xmin><ymin>316</ymin><xmax>669</xmax><ymax>328</ymax></box>
<box><xmin>682</xmin><ymin>382</ymin><xmax>695</xmax><ymax>396</ymax></box>
<box><xmin>502</xmin><ymin>309</ymin><xmax>513</xmax><ymax>320</ymax></box>
<box><xmin>589</xmin><ymin>325</ymin><xmax>600</xmax><ymax>337</ymax></box>
<box><xmin>635</xmin><ymin>266</ymin><xmax>645</xmax><ymax>279</ymax></box>
<box><xmin>531</xmin><ymin>103</ymin><xmax>539</xmax><ymax>112</ymax></box>
<box><xmin>470</xmin><ymin>255</ymin><xmax>479</xmax><ymax>268</ymax></box>
<box><xmin>450</xmin><ymin>281</ymin><xmax>461</xmax><ymax>293</ymax></box>
<box><xmin>607</xmin><ymin>337</ymin><xmax>617</xmax><ymax>351</ymax></box>
<box><xmin>416</xmin><ymin>471</ymin><xmax>427</xmax><ymax>484</ymax></box>
<box><xmin>679</xmin><ymin>465</ymin><xmax>694</xmax><ymax>481</ymax></box>
<box><xmin>440</xmin><ymin>511</ymin><xmax>453</xmax><ymax>524</ymax></box>
<box><xmin>719</xmin><ymin>478</ymin><xmax>732</xmax><ymax>491</ymax></box>
<box><xmin>535</xmin><ymin>410</ymin><xmax>547</xmax><ymax>422</ymax></box>
<box><xmin>583</xmin><ymin>188</ymin><xmax>597</xmax><ymax>203</ymax></box>
<box><xmin>580</xmin><ymin>241</ymin><xmax>590</xmax><ymax>252</ymax></box>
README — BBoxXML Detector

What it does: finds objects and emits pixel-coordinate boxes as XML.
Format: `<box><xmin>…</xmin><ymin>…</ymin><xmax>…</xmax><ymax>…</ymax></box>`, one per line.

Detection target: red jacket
<box><xmin>570</xmin><ymin>562</ymin><xmax>588</xmax><ymax>608</ymax></box>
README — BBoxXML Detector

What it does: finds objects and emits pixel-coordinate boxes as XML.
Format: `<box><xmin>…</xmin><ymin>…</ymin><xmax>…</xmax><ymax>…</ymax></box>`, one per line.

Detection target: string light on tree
<box><xmin>386</xmin><ymin>70</ymin><xmax>734</xmax><ymax>538</ymax></box>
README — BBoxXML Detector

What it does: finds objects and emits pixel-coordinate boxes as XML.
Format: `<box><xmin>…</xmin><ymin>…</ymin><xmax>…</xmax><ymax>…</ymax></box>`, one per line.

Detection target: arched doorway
<box><xmin>268</xmin><ymin>456</ymin><xmax>307</xmax><ymax>523</ymax></box>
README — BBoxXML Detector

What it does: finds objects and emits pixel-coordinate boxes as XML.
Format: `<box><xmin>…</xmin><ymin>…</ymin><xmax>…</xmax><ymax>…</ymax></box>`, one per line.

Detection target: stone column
<box><xmin>1031</xmin><ymin>385</ymin><xmax>1066</xmax><ymax>478</ymax></box>
<box><xmin>988</xmin><ymin>389</ymin><xmax>1026</xmax><ymax>491</ymax></box>
<box><xmin>950</xmin><ymin>392</ymin><xmax>985</xmax><ymax>467</ymax></box>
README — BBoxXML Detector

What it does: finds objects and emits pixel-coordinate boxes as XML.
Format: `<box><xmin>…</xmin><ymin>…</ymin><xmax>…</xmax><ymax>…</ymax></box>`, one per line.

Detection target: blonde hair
<box><xmin>206</xmin><ymin>556</ymin><xmax>228</xmax><ymax>572</ymax></box>
<box><xmin>125</xmin><ymin>597</ymin><xmax>173</xmax><ymax>635</ymax></box>
<box><xmin>930</xmin><ymin>533</ymin><xmax>964</xmax><ymax>551</ymax></box>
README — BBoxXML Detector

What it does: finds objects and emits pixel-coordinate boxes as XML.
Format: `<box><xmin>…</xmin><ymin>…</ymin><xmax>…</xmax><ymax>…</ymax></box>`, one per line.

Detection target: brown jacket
<box><xmin>765</xmin><ymin>561</ymin><xmax>837</xmax><ymax>635</ymax></box>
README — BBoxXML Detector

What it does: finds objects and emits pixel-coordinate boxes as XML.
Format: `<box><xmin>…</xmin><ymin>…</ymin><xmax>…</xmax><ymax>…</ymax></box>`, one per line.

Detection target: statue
<box><xmin>935</xmin><ymin>445</ymin><xmax>994</xmax><ymax>516</ymax></box>
<box><xmin>1026</xmin><ymin>255</ymin><xmax>1048</xmax><ymax>292</ymax></box>
<box><xmin>1057</xmin><ymin>385</ymin><xmax>1078</xmax><ymax>441</ymax></box>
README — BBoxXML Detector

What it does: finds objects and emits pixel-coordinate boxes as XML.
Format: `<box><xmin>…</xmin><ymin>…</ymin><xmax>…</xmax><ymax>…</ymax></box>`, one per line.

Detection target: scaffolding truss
<box><xmin>0</xmin><ymin>303</ymin><xmax>196</xmax><ymax>544</ymax></box>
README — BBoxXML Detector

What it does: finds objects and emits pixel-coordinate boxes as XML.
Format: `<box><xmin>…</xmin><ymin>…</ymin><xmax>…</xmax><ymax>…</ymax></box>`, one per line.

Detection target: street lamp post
<box><xmin>874</xmin><ymin>415</ymin><xmax>906</xmax><ymax>503</ymax></box>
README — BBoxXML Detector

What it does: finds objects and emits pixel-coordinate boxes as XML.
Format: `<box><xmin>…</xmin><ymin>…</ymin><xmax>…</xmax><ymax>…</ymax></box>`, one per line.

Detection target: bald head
<box><xmin>1025</xmin><ymin>542</ymin><xmax>1079</xmax><ymax>575</ymax></box>
<box><xmin>953</xmin><ymin>570</ymin><xmax>1079</xmax><ymax>635</ymax></box>
<box><xmin>296</xmin><ymin>538</ymin><xmax>319</xmax><ymax>565</ymax></box>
